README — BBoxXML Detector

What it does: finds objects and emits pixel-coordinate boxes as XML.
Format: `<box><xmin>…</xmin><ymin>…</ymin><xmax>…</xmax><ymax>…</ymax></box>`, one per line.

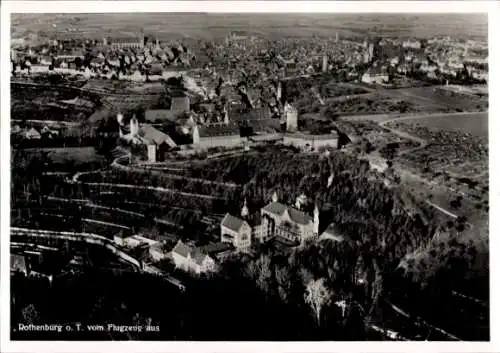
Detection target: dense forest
<box><xmin>11</xmin><ymin>146</ymin><xmax>489</xmax><ymax>340</ymax></box>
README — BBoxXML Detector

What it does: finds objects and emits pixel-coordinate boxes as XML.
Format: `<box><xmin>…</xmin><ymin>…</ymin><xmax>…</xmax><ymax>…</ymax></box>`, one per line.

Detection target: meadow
<box><xmin>402</xmin><ymin>112</ymin><xmax>488</xmax><ymax>138</ymax></box>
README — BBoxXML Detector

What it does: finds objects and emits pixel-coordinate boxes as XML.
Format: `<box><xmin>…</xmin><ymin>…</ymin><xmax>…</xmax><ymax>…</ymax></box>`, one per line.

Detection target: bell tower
<box><xmin>241</xmin><ymin>198</ymin><xmax>249</xmax><ymax>218</ymax></box>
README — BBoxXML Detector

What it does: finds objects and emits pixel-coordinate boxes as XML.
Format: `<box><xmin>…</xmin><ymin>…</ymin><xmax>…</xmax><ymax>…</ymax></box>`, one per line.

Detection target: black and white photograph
<box><xmin>1</xmin><ymin>1</ymin><xmax>496</xmax><ymax>349</ymax></box>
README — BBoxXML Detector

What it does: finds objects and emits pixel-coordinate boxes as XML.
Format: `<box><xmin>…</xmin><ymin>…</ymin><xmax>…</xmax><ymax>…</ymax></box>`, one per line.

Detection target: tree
<box><xmin>275</xmin><ymin>265</ymin><xmax>292</xmax><ymax>303</ymax></box>
<box><xmin>21</xmin><ymin>304</ymin><xmax>40</xmax><ymax>324</ymax></box>
<box><xmin>248</xmin><ymin>254</ymin><xmax>273</xmax><ymax>294</ymax></box>
<box><xmin>304</xmin><ymin>278</ymin><xmax>332</xmax><ymax>326</ymax></box>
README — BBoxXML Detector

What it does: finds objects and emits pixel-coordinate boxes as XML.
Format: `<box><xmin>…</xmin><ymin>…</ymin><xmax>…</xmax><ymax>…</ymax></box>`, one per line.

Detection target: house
<box><xmin>261</xmin><ymin>194</ymin><xmax>319</xmax><ymax>244</ymax></box>
<box><xmin>145</xmin><ymin>96</ymin><xmax>190</xmax><ymax>123</ymax></box>
<box><xmin>192</xmin><ymin>123</ymin><xmax>245</xmax><ymax>150</ymax></box>
<box><xmin>137</xmin><ymin>124</ymin><xmax>177</xmax><ymax>161</ymax></box>
<box><xmin>120</xmin><ymin>116</ymin><xmax>177</xmax><ymax>160</ymax></box>
<box><xmin>139</xmin><ymin>124</ymin><xmax>177</xmax><ymax>148</ymax></box>
<box><xmin>220</xmin><ymin>213</ymin><xmax>252</xmax><ymax>250</ymax></box>
<box><xmin>361</xmin><ymin>67</ymin><xmax>389</xmax><ymax>85</ymax></box>
<box><xmin>171</xmin><ymin>240</ymin><xmax>216</xmax><ymax>274</ymax></box>
<box><xmin>221</xmin><ymin>193</ymin><xmax>320</xmax><ymax>247</ymax></box>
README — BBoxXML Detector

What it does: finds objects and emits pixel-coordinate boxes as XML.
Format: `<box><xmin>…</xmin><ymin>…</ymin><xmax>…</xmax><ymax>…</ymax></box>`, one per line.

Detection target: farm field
<box><xmin>379</xmin><ymin>86</ymin><xmax>488</xmax><ymax>113</ymax></box>
<box><xmin>11</xmin><ymin>13</ymin><xmax>487</xmax><ymax>41</ymax></box>
<box><xmin>400</xmin><ymin>112</ymin><xmax>488</xmax><ymax>138</ymax></box>
<box><xmin>11</xmin><ymin>83</ymin><xmax>99</xmax><ymax>123</ymax></box>
<box><xmin>20</xmin><ymin>147</ymin><xmax>106</xmax><ymax>170</ymax></box>
<box><xmin>383</xmin><ymin>115</ymin><xmax>488</xmax><ymax>229</ymax></box>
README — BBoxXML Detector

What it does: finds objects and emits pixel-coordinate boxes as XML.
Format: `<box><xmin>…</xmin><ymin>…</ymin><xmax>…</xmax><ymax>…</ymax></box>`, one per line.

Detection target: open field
<box><xmin>12</xmin><ymin>13</ymin><xmax>487</xmax><ymax>41</ymax></box>
<box><xmin>380</xmin><ymin>112</ymin><xmax>488</xmax><ymax>230</ymax></box>
<box><xmin>377</xmin><ymin>86</ymin><xmax>488</xmax><ymax>113</ymax></box>
<box><xmin>11</xmin><ymin>82</ymin><xmax>99</xmax><ymax>122</ymax></box>
<box><xmin>21</xmin><ymin>147</ymin><xmax>106</xmax><ymax>168</ymax></box>
<box><xmin>311</xmin><ymin>83</ymin><xmax>488</xmax><ymax>119</ymax></box>
<box><xmin>401</xmin><ymin>112</ymin><xmax>488</xmax><ymax>138</ymax></box>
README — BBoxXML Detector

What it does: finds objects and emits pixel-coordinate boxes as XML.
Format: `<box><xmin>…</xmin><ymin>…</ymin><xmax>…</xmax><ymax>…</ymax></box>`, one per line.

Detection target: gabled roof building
<box><xmin>220</xmin><ymin>193</ymin><xmax>320</xmax><ymax>249</ymax></box>
<box><xmin>171</xmin><ymin>240</ymin><xmax>216</xmax><ymax>274</ymax></box>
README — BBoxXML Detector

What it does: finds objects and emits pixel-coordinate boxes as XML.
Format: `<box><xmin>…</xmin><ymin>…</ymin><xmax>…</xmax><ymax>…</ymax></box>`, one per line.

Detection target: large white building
<box><xmin>284</xmin><ymin>102</ymin><xmax>298</xmax><ymax>132</ymax></box>
<box><xmin>220</xmin><ymin>193</ymin><xmax>319</xmax><ymax>247</ymax></box>
<box><xmin>283</xmin><ymin>132</ymin><xmax>339</xmax><ymax>151</ymax></box>
<box><xmin>220</xmin><ymin>213</ymin><xmax>253</xmax><ymax>250</ymax></box>
<box><xmin>171</xmin><ymin>240</ymin><xmax>216</xmax><ymax>274</ymax></box>
<box><xmin>192</xmin><ymin>123</ymin><xmax>246</xmax><ymax>150</ymax></box>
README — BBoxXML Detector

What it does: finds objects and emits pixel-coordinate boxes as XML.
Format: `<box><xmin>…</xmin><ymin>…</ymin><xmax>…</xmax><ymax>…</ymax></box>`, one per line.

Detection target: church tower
<box><xmin>241</xmin><ymin>198</ymin><xmax>249</xmax><ymax>218</ymax></box>
<box><xmin>272</xmin><ymin>191</ymin><xmax>278</xmax><ymax>203</ymax></box>
<box><xmin>313</xmin><ymin>204</ymin><xmax>320</xmax><ymax>237</ymax></box>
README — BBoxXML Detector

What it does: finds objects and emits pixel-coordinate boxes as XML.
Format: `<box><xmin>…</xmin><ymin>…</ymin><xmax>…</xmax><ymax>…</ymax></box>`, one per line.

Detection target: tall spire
<box><xmin>272</xmin><ymin>191</ymin><xmax>278</xmax><ymax>203</ymax></box>
<box><xmin>313</xmin><ymin>204</ymin><xmax>320</xmax><ymax>236</ymax></box>
<box><xmin>241</xmin><ymin>198</ymin><xmax>249</xmax><ymax>218</ymax></box>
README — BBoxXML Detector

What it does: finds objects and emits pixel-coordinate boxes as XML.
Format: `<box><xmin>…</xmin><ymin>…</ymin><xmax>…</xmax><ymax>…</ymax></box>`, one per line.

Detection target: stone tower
<box><xmin>284</xmin><ymin>102</ymin><xmax>298</xmax><ymax>132</ymax></box>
